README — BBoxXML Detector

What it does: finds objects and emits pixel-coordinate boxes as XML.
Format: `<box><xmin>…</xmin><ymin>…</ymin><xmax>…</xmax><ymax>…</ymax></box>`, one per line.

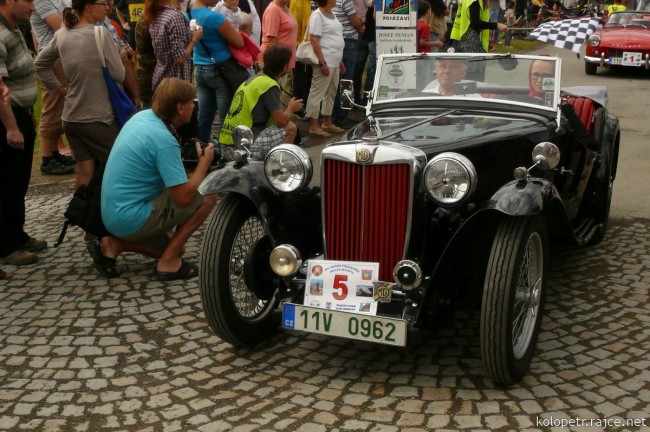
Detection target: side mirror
<box><xmin>340</xmin><ymin>79</ymin><xmax>355</xmax><ymax>110</ymax></box>
<box><xmin>532</xmin><ymin>142</ymin><xmax>561</xmax><ymax>170</ymax></box>
<box><xmin>232</xmin><ymin>125</ymin><xmax>254</xmax><ymax>163</ymax></box>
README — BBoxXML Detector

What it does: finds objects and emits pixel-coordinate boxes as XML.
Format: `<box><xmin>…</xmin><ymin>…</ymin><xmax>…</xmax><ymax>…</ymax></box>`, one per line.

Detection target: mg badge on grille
<box><xmin>373</xmin><ymin>281</ymin><xmax>395</xmax><ymax>303</ymax></box>
<box><xmin>356</xmin><ymin>146</ymin><xmax>373</xmax><ymax>164</ymax></box>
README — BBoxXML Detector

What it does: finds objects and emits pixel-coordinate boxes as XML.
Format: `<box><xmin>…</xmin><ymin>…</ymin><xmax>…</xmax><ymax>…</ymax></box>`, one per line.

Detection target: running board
<box><xmin>573</xmin><ymin>218</ymin><xmax>602</xmax><ymax>245</ymax></box>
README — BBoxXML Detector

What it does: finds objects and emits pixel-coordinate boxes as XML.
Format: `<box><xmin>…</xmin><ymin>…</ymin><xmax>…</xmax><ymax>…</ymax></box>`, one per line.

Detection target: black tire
<box><xmin>481</xmin><ymin>216</ymin><xmax>548</xmax><ymax>385</ymax></box>
<box><xmin>585</xmin><ymin>62</ymin><xmax>597</xmax><ymax>75</ymax></box>
<box><xmin>587</xmin><ymin>143</ymin><xmax>617</xmax><ymax>245</ymax></box>
<box><xmin>199</xmin><ymin>194</ymin><xmax>278</xmax><ymax>347</ymax></box>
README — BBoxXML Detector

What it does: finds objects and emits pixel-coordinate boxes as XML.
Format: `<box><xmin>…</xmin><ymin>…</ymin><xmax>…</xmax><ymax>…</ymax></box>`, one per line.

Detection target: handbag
<box><xmin>93</xmin><ymin>26</ymin><xmax>137</xmax><ymax>128</ymax></box>
<box><xmin>187</xmin><ymin>8</ymin><xmax>250</xmax><ymax>94</ymax></box>
<box><xmin>216</xmin><ymin>56</ymin><xmax>252</xmax><ymax>93</ymax></box>
<box><xmin>296</xmin><ymin>40</ymin><xmax>318</xmax><ymax>65</ymax></box>
<box><xmin>55</xmin><ymin>161</ymin><xmax>109</xmax><ymax>247</ymax></box>
<box><xmin>296</xmin><ymin>11</ymin><xmax>323</xmax><ymax>65</ymax></box>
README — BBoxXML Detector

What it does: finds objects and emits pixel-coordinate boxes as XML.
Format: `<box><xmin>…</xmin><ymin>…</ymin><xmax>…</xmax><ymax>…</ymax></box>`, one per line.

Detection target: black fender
<box><xmin>198</xmin><ymin>162</ymin><xmax>323</xmax><ymax>256</ymax></box>
<box><xmin>423</xmin><ymin>178</ymin><xmax>574</xmax><ymax>307</ymax></box>
<box><xmin>198</xmin><ymin>161</ymin><xmax>276</xmax><ymax>220</ymax></box>
<box><xmin>483</xmin><ymin>178</ymin><xmax>560</xmax><ymax>216</ymax></box>
<box><xmin>478</xmin><ymin>178</ymin><xmax>574</xmax><ymax>241</ymax></box>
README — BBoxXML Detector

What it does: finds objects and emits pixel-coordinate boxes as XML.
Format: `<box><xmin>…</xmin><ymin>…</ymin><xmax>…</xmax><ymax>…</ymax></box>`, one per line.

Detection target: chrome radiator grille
<box><xmin>323</xmin><ymin>159</ymin><xmax>411</xmax><ymax>282</ymax></box>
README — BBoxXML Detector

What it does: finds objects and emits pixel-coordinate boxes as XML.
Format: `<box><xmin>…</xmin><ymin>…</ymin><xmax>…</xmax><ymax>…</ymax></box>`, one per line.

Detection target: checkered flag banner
<box><xmin>528</xmin><ymin>18</ymin><xmax>601</xmax><ymax>54</ymax></box>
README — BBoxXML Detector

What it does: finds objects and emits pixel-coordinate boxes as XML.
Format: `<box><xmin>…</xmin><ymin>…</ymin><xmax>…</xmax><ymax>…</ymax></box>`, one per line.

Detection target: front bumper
<box><xmin>584</xmin><ymin>53</ymin><xmax>650</xmax><ymax>69</ymax></box>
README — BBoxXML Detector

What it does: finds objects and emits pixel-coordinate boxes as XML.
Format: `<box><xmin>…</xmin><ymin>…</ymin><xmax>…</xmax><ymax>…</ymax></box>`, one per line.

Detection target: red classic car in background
<box><xmin>584</xmin><ymin>10</ymin><xmax>650</xmax><ymax>74</ymax></box>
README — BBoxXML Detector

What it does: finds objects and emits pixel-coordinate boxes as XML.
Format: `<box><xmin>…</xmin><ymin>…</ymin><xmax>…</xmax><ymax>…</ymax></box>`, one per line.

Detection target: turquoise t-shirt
<box><xmin>188</xmin><ymin>7</ymin><xmax>231</xmax><ymax>65</ymax></box>
<box><xmin>101</xmin><ymin>110</ymin><xmax>188</xmax><ymax>237</ymax></box>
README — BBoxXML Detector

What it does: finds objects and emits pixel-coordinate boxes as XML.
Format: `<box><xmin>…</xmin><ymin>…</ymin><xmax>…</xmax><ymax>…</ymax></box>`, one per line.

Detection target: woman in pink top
<box><xmin>259</xmin><ymin>0</ymin><xmax>298</xmax><ymax>69</ymax></box>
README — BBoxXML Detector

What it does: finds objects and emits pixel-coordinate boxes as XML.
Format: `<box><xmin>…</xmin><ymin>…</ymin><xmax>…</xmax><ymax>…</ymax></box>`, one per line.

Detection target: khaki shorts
<box><xmin>62</xmin><ymin>121</ymin><xmax>119</xmax><ymax>163</ymax></box>
<box><xmin>39</xmin><ymin>60</ymin><xmax>67</xmax><ymax>140</ymax></box>
<box><xmin>122</xmin><ymin>190</ymin><xmax>203</xmax><ymax>249</ymax></box>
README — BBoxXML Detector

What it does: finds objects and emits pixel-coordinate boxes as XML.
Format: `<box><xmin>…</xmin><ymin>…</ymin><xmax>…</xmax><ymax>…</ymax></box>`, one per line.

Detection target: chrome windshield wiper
<box><xmin>385</xmin><ymin>53</ymin><xmax>434</xmax><ymax>65</ymax></box>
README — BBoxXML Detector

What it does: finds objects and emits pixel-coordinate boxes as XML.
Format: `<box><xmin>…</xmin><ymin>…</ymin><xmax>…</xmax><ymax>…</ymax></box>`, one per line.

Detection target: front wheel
<box><xmin>199</xmin><ymin>194</ymin><xmax>279</xmax><ymax>347</ymax></box>
<box><xmin>585</xmin><ymin>61</ymin><xmax>597</xmax><ymax>75</ymax></box>
<box><xmin>481</xmin><ymin>216</ymin><xmax>548</xmax><ymax>385</ymax></box>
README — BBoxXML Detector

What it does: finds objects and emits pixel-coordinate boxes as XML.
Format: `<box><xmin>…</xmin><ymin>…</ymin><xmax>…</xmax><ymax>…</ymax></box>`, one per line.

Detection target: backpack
<box><xmin>54</xmin><ymin>161</ymin><xmax>109</xmax><ymax>247</ymax></box>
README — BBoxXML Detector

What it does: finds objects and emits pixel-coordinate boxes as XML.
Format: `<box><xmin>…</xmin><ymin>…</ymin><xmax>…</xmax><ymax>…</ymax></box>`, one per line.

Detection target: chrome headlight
<box><xmin>587</xmin><ymin>35</ymin><xmax>601</xmax><ymax>47</ymax></box>
<box><xmin>424</xmin><ymin>152</ymin><xmax>477</xmax><ymax>207</ymax></box>
<box><xmin>264</xmin><ymin>144</ymin><xmax>312</xmax><ymax>193</ymax></box>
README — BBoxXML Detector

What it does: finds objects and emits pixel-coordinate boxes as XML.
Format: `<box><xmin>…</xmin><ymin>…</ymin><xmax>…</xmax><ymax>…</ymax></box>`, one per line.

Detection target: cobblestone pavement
<box><xmin>0</xmin><ymin>193</ymin><xmax>648</xmax><ymax>432</ymax></box>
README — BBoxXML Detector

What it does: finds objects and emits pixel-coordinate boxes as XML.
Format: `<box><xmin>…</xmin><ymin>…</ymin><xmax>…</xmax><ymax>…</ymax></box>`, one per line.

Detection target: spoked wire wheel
<box><xmin>481</xmin><ymin>216</ymin><xmax>548</xmax><ymax>385</ymax></box>
<box><xmin>511</xmin><ymin>232</ymin><xmax>544</xmax><ymax>360</ymax></box>
<box><xmin>228</xmin><ymin>215</ymin><xmax>269</xmax><ymax>319</ymax></box>
<box><xmin>200</xmin><ymin>194</ymin><xmax>279</xmax><ymax>346</ymax></box>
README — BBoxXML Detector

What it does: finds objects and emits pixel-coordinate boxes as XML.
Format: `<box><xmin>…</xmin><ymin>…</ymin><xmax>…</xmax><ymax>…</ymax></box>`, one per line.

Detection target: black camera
<box><xmin>181</xmin><ymin>138</ymin><xmax>208</xmax><ymax>162</ymax></box>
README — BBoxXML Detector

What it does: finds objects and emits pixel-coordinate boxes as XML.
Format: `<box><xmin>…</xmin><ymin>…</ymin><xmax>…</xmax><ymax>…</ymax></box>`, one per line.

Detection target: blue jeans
<box><xmin>332</xmin><ymin>38</ymin><xmax>359</xmax><ymax>124</ymax></box>
<box><xmin>352</xmin><ymin>39</ymin><xmax>377</xmax><ymax>103</ymax></box>
<box><xmin>490</xmin><ymin>8</ymin><xmax>504</xmax><ymax>42</ymax></box>
<box><xmin>194</xmin><ymin>64</ymin><xmax>231</xmax><ymax>144</ymax></box>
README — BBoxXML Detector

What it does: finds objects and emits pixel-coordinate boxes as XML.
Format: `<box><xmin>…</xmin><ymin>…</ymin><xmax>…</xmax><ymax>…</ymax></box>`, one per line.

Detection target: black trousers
<box><xmin>0</xmin><ymin>105</ymin><xmax>36</xmax><ymax>257</ymax></box>
<box><xmin>292</xmin><ymin>62</ymin><xmax>312</xmax><ymax>110</ymax></box>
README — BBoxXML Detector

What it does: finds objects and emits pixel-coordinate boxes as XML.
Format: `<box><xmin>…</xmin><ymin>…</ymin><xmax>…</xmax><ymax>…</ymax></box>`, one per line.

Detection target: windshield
<box><xmin>606</xmin><ymin>11</ymin><xmax>650</xmax><ymax>27</ymax></box>
<box><xmin>372</xmin><ymin>53</ymin><xmax>561</xmax><ymax>113</ymax></box>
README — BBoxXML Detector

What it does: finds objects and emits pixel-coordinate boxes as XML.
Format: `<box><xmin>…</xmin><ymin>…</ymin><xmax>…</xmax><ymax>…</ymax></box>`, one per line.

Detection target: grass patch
<box><xmin>492</xmin><ymin>38</ymin><xmax>545</xmax><ymax>54</ymax></box>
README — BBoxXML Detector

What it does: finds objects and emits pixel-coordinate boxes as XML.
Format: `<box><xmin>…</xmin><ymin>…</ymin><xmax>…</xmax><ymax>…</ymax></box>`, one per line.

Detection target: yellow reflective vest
<box><xmin>219</xmin><ymin>74</ymin><xmax>278</xmax><ymax>146</ymax></box>
<box><xmin>450</xmin><ymin>0</ymin><xmax>490</xmax><ymax>52</ymax></box>
<box><xmin>607</xmin><ymin>3</ymin><xmax>627</xmax><ymax>14</ymax></box>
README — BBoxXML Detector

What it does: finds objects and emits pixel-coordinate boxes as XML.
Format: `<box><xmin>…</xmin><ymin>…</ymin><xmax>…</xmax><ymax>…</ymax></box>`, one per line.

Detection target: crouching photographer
<box><xmin>90</xmin><ymin>78</ymin><xmax>217</xmax><ymax>280</ymax></box>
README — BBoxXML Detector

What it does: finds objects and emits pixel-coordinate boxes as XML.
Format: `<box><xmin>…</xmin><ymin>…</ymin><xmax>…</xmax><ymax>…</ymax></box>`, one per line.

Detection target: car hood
<box><xmin>598</xmin><ymin>28</ymin><xmax>650</xmax><ymax>46</ymax></box>
<box><xmin>339</xmin><ymin>113</ymin><xmax>549</xmax><ymax>155</ymax></box>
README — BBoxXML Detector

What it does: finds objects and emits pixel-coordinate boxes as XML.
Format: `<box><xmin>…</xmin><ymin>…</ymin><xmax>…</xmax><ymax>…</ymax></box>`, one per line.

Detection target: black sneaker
<box><xmin>52</xmin><ymin>151</ymin><xmax>76</xmax><ymax>166</ymax></box>
<box><xmin>40</xmin><ymin>158</ymin><xmax>75</xmax><ymax>175</ymax></box>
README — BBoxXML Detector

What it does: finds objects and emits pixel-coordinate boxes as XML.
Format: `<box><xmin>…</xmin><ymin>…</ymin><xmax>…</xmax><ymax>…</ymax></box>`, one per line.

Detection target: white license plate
<box><xmin>609</xmin><ymin>57</ymin><xmax>622</xmax><ymax>65</ymax></box>
<box><xmin>282</xmin><ymin>303</ymin><xmax>407</xmax><ymax>347</ymax></box>
<box><xmin>622</xmin><ymin>52</ymin><xmax>642</xmax><ymax>66</ymax></box>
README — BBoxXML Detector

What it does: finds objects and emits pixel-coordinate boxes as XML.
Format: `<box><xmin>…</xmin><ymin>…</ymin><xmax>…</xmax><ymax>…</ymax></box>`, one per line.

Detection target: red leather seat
<box><xmin>566</xmin><ymin>97</ymin><xmax>595</xmax><ymax>134</ymax></box>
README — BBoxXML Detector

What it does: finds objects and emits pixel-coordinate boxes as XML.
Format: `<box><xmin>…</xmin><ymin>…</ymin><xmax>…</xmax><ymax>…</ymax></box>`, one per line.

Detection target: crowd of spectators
<box><xmin>1</xmin><ymin>0</ymin><xmax>384</xmax><ymax>279</ymax></box>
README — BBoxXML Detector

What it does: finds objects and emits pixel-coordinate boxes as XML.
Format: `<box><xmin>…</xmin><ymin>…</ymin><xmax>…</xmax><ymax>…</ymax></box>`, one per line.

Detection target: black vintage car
<box><xmin>197</xmin><ymin>53</ymin><xmax>620</xmax><ymax>385</ymax></box>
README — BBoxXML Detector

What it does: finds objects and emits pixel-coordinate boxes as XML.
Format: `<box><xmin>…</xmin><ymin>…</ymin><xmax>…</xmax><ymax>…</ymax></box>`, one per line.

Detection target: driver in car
<box><xmin>423</xmin><ymin>57</ymin><xmax>480</xmax><ymax>97</ymax></box>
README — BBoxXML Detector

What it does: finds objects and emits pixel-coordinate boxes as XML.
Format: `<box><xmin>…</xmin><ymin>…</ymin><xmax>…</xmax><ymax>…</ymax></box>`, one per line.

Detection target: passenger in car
<box><xmin>528</xmin><ymin>58</ymin><xmax>555</xmax><ymax>100</ymax></box>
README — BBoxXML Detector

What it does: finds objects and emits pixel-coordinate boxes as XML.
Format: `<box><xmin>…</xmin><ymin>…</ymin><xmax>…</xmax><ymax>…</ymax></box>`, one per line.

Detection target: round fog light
<box><xmin>269</xmin><ymin>245</ymin><xmax>302</xmax><ymax>277</ymax></box>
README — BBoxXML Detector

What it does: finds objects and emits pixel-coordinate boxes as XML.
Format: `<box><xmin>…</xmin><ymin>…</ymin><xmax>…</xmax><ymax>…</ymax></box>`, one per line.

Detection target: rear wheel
<box><xmin>481</xmin><ymin>216</ymin><xmax>548</xmax><ymax>385</ymax></box>
<box><xmin>585</xmin><ymin>61</ymin><xmax>597</xmax><ymax>75</ymax></box>
<box><xmin>199</xmin><ymin>194</ymin><xmax>278</xmax><ymax>347</ymax></box>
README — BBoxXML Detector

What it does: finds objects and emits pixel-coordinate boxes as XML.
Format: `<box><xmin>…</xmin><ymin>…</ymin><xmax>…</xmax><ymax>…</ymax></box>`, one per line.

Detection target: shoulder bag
<box><xmin>55</xmin><ymin>161</ymin><xmax>109</xmax><ymax>247</ymax></box>
<box><xmin>188</xmin><ymin>8</ymin><xmax>250</xmax><ymax>94</ymax></box>
<box><xmin>93</xmin><ymin>26</ymin><xmax>137</xmax><ymax>128</ymax></box>
<box><xmin>296</xmin><ymin>10</ymin><xmax>322</xmax><ymax>65</ymax></box>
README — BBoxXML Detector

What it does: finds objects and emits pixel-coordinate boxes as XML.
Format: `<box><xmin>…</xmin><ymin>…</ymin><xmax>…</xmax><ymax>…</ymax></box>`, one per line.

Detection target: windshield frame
<box><xmin>368</xmin><ymin>53</ymin><xmax>562</xmax><ymax>124</ymax></box>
